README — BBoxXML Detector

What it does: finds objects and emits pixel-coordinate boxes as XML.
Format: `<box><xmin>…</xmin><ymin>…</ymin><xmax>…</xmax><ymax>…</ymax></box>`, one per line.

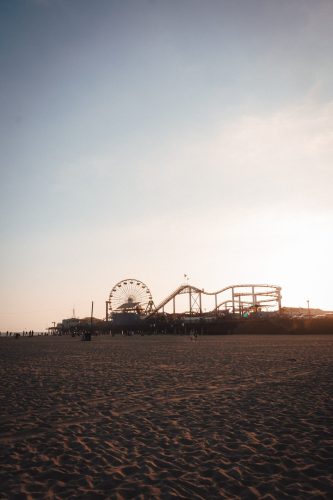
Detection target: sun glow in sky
<box><xmin>1</xmin><ymin>0</ymin><xmax>333</xmax><ymax>331</ymax></box>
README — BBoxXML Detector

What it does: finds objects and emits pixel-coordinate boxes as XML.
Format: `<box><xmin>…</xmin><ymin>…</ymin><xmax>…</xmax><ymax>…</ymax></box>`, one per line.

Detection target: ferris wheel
<box><xmin>109</xmin><ymin>279</ymin><xmax>155</xmax><ymax>314</ymax></box>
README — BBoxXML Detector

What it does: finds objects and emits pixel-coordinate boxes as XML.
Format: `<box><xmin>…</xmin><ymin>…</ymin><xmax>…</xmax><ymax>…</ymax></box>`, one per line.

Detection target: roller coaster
<box><xmin>105</xmin><ymin>278</ymin><xmax>281</xmax><ymax>321</ymax></box>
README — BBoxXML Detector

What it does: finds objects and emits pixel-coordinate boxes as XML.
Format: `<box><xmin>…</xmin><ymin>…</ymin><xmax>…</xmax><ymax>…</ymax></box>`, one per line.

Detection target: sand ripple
<box><xmin>1</xmin><ymin>334</ymin><xmax>333</xmax><ymax>498</ymax></box>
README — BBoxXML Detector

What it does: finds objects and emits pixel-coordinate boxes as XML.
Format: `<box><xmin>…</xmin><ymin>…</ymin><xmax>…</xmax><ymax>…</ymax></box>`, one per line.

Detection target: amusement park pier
<box><xmin>50</xmin><ymin>278</ymin><xmax>333</xmax><ymax>336</ymax></box>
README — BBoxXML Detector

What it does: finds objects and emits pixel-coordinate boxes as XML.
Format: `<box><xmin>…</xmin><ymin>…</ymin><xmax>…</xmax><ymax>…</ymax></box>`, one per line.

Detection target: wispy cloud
<box><xmin>137</xmin><ymin>99</ymin><xmax>333</xmax><ymax>215</ymax></box>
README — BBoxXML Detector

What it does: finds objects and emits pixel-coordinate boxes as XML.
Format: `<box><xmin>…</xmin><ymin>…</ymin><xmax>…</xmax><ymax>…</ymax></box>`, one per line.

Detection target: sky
<box><xmin>1</xmin><ymin>0</ymin><xmax>333</xmax><ymax>331</ymax></box>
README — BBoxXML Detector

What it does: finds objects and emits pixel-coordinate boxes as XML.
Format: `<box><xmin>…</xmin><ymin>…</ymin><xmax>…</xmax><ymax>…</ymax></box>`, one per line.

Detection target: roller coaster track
<box><xmin>147</xmin><ymin>283</ymin><xmax>281</xmax><ymax>318</ymax></box>
<box><xmin>151</xmin><ymin>284</ymin><xmax>202</xmax><ymax>314</ymax></box>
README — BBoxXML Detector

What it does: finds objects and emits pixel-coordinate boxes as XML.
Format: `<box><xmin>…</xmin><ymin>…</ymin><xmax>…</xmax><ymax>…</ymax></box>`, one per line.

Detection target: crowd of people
<box><xmin>0</xmin><ymin>330</ymin><xmax>50</xmax><ymax>338</ymax></box>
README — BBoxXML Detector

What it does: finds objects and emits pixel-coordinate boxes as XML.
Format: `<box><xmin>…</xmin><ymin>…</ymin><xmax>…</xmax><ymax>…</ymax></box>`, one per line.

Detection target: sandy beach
<box><xmin>1</xmin><ymin>334</ymin><xmax>332</xmax><ymax>499</ymax></box>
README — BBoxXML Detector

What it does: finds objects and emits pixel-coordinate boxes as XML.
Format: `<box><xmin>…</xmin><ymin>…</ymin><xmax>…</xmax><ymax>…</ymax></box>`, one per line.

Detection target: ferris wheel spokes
<box><xmin>109</xmin><ymin>278</ymin><xmax>154</xmax><ymax>315</ymax></box>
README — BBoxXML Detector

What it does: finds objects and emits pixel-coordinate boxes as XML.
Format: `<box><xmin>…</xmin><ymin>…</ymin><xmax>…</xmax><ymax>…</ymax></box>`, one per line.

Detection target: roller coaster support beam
<box><xmin>146</xmin><ymin>283</ymin><xmax>282</xmax><ymax>318</ymax></box>
<box><xmin>187</xmin><ymin>286</ymin><xmax>203</xmax><ymax>315</ymax></box>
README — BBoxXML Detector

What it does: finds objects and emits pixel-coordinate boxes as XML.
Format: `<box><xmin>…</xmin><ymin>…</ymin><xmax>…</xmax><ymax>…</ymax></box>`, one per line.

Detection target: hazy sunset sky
<box><xmin>1</xmin><ymin>0</ymin><xmax>333</xmax><ymax>331</ymax></box>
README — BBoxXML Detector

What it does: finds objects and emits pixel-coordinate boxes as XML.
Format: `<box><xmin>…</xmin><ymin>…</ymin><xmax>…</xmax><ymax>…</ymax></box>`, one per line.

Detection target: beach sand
<box><xmin>1</xmin><ymin>334</ymin><xmax>333</xmax><ymax>499</ymax></box>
